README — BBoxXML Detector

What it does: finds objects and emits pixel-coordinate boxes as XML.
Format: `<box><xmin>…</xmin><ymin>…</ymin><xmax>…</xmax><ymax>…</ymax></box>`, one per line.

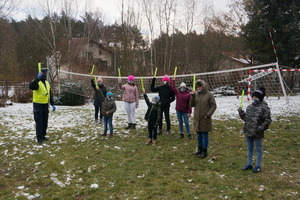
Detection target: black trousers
<box><xmin>94</xmin><ymin>105</ymin><xmax>103</xmax><ymax>120</ymax></box>
<box><xmin>159</xmin><ymin>105</ymin><xmax>171</xmax><ymax>131</ymax></box>
<box><xmin>33</xmin><ymin>103</ymin><xmax>49</xmax><ymax>142</ymax></box>
<box><xmin>148</xmin><ymin>122</ymin><xmax>158</xmax><ymax>140</ymax></box>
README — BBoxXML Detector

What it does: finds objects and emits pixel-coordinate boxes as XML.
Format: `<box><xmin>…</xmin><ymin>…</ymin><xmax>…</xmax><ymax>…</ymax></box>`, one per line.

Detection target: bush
<box><xmin>59</xmin><ymin>80</ymin><xmax>86</xmax><ymax>105</ymax></box>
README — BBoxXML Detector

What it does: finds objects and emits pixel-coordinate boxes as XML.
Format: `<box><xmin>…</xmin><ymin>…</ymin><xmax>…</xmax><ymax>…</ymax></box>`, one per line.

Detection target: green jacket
<box><xmin>190</xmin><ymin>88</ymin><xmax>217</xmax><ymax>132</ymax></box>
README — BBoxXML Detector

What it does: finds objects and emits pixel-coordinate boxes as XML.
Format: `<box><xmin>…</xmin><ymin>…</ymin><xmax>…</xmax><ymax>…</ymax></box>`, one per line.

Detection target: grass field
<box><xmin>0</xmin><ymin>103</ymin><xmax>299</xmax><ymax>200</ymax></box>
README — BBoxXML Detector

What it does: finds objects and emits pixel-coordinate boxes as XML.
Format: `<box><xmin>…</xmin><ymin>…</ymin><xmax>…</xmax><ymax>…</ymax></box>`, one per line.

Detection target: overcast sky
<box><xmin>12</xmin><ymin>0</ymin><xmax>231</xmax><ymax>21</ymax></box>
<box><xmin>10</xmin><ymin>0</ymin><xmax>232</xmax><ymax>35</ymax></box>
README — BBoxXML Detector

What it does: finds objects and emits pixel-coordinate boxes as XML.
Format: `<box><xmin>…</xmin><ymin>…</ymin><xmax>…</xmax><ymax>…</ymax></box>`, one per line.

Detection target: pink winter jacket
<box><xmin>118</xmin><ymin>79</ymin><xmax>139</xmax><ymax>106</ymax></box>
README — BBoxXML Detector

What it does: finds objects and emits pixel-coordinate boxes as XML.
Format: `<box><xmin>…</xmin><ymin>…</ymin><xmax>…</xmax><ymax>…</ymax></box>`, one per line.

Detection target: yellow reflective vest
<box><xmin>33</xmin><ymin>81</ymin><xmax>50</xmax><ymax>104</ymax></box>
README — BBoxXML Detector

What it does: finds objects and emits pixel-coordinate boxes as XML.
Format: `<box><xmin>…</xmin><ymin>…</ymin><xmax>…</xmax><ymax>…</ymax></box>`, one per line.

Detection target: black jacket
<box><xmin>150</xmin><ymin>77</ymin><xmax>175</xmax><ymax>108</ymax></box>
<box><xmin>144</xmin><ymin>93</ymin><xmax>161</xmax><ymax>125</ymax></box>
<box><xmin>91</xmin><ymin>79</ymin><xmax>107</xmax><ymax>107</ymax></box>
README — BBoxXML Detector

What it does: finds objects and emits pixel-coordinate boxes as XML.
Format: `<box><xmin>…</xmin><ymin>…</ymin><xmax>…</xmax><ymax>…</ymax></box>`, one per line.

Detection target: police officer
<box><xmin>29</xmin><ymin>69</ymin><xmax>56</xmax><ymax>145</ymax></box>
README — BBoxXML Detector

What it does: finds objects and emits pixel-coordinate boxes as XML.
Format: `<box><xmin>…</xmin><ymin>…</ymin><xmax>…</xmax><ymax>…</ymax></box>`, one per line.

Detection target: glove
<box><xmin>52</xmin><ymin>105</ymin><xmax>56</xmax><ymax>111</ymax></box>
<box><xmin>38</xmin><ymin>73</ymin><xmax>43</xmax><ymax>79</ymax></box>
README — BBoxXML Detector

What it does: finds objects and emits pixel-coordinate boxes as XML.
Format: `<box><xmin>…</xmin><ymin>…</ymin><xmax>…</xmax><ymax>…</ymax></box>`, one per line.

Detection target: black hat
<box><xmin>252</xmin><ymin>88</ymin><xmax>266</xmax><ymax>102</ymax></box>
<box><xmin>41</xmin><ymin>69</ymin><xmax>48</xmax><ymax>74</ymax></box>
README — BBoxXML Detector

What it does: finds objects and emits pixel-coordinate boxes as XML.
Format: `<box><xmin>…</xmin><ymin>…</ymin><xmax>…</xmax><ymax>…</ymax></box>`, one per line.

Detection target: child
<box><xmin>238</xmin><ymin>88</ymin><xmax>272</xmax><ymax>173</ymax></box>
<box><xmin>143</xmin><ymin>91</ymin><xmax>161</xmax><ymax>146</ymax></box>
<box><xmin>170</xmin><ymin>77</ymin><xmax>192</xmax><ymax>139</ymax></box>
<box><xmin>118</xmin><ymin>75</ymin><xmax>139</xmax><ymax>129</ymax></box>
<box><xmin>99</xmin><ymin>91</ymin><xmax>117</xmax><ymax>137</ymax></box>
<box><xmin>151</xmin><ymin>74</ymin><xmax>175</xmax><ymax>135</ymax></box>
<box><xmin>91</xmin><ymin>76</ymin><xmax>107</xmax><ymax>124</ymax></box>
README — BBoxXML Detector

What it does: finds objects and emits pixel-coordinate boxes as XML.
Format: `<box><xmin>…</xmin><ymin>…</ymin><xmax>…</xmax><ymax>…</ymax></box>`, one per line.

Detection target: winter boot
<box><xmin>200</xmin><ymin>148</ymin><xmax>208</xmax><ymax>159</ymax></box>
<box><xmin>242</xmin><ymin>164</ymin><xmax>252</xmax><ymax>171</ymax></box>
<box><xmin>158</xmin><ymin>129</ymin><xmax>162</xmax><ymax>135</ymax></box>
<box><xmin>146</xmin><ymin>139</ymin><xmax>152</xmax><ymax>144</ymax></box>
<box><xmin>131</xmin><ymin>124</ymin><xmax>136</xmax><ymax>129</ymax></box>
<box><xmin>166</xmin><ymin>130</ymin><xmax>171</xmax><ymax>135</ymax></box>
<box><xmin>192</xmin><ymin>146</ymin><xmax>202</xmax><ymax>155</ymax></box>
<box><xmin>125</xmin><ymin>123</ymin><xmax>132</xmax><ymax>129</ymax></box>
<box><xmin>108</xmin><ymin>133</ymin><xmax>113</xmax><ymax>138</ymax></box>
<box><xmin>187</xmin><ymin>134</ymin><xmax>192</xmax><ymax>139</ymax></box>
<box><xmin>179</xmin><ymin>133</ymin><xmax>184</xmax><ymax>138</ymax></box>
<box><xmin>100</xmin><ymin>133</ymin><xmax>107</xmax><ymax>136</ymax></box>
<box><xmin>152</xmin><ymin>140</ymin><xmax>156</xmax><ymax>146</ymax></box>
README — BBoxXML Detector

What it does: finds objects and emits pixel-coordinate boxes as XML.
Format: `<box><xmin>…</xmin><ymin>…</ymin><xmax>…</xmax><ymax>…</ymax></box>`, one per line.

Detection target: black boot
<box><xmin>125</xmin><ymin>123</ymin><xmax>132</xmax><ymax>129</ymax></box>
<box><xmin>192</xmin><ymin>146</ymin><xmax>202</xmax><ymax>155</ymax></box>
<box><xmin>158</xmin><ymin>129</ymin><xmax>162</xmax><ymax>135</ymax></box>
<box><xmin>200</xmin><ymin>148</ymin><xmax>208</xmax><ymax>159</ymax></box>
<box><xmin>131</xmin><ymin>124</ymin><xmax>136</xmax><ymax>129</ymax></box>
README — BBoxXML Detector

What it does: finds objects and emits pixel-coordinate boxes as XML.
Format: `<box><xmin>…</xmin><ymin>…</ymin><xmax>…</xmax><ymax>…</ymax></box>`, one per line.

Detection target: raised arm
<box><xmin>118</xmin><ymin>78</ymin><xmax>124</xmax><ymax>90</ymax></box>
<box><xmin>151</xmin><ymin>77</ymin><xmax>159</xmax><ymax>92</ymax></box>
<box><xmin>143</xmin><ymin>93</ymin><xmax>151</xmax><ymax>107</ymax></box>
<box><xmin>170</xmin><ymin>79</ymin><xmax>179</xmax><ymax>95</ymax></box>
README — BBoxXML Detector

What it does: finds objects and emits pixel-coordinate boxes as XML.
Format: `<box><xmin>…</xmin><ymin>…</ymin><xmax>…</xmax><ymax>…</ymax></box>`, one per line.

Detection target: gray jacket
<box><xmin>238</xmin><ymin>101</ymin><xmax>272</xmax><ymax>138</ymax></box>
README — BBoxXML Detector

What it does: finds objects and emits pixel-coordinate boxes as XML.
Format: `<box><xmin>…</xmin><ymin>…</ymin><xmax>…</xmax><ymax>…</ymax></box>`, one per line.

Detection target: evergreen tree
<box><xmin>242</xmin><ymin>0</ymin><xmax>300</xmax><ymax>67</ymax></box>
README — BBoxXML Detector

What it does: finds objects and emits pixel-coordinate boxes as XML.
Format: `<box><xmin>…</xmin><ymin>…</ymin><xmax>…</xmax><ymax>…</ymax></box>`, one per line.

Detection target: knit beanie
<box><xmin>106</xmin><ymin>92</ymin><xmax>113</xmax><ymax>97</ymax></box>
<box><xmin>180</xmin><ymin>82</ymin><xmax>186</xmax><ymax>88</ymax></box>
<box><xmin>97</xmin><ymin>77</ymin><xmax>103</xmax><ymax>82</ymax></box>
<box><xmin>152</xmin><ymin>96</ymin><xmax>160</xmax><ymax>103</ymax></box>
<box><xmin>162</xmin><ymin>75</ymin><xmax>170</xmax><ymax>82</ymax></box>
<box><xmin>128</xmin><ymin>75</ymin><xmax>134</xmax><ymax>81</ymax></box>
<box><xmin>252</xmin><ymin>88</ymin><xmax>266</xmax><ymax>102</ymax></box>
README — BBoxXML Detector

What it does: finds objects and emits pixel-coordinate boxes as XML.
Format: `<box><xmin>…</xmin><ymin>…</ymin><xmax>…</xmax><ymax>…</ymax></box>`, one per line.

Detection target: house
<box><xmin>60</xmin><ymin>38</ymin><xmax>114</xmax><ymax>72</ymax></box>
<box><xmin>81</xmin><ymin>39</ymin><xmax>114</xmax><ymax>69</ymax></box>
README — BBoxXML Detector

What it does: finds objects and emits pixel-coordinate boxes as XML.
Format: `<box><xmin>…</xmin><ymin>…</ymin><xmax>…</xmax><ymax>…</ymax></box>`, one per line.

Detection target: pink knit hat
<box><xmin>128</xmin><ymin>75</ymin><xmax>134</xmax><ymax>81</ymax></box>
<box><xmin>162</xmin><ymin>75</ymin><xmax>170</xmax><ymax>82</ymax></box>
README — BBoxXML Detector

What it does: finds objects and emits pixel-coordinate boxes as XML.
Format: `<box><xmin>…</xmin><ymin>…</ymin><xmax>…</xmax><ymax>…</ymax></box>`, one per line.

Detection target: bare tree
<box><xmin>168</xmin><ymin>3</ymin><xmax>177</xmax><ymax>72</ymax></box>
<box><xmin>161</xmin><ymin>0</ymin><xmax>176</xmax><ymax>73</ymax></box>
<box><xmin>208</xmin><ymin>0</ymin><xmax>248</xmax><ymax>36</ymax></box>
<box><xmin>183</xmin><ymin>0</ymin><xmax>196</xmax><ymax>71</ymax></box>
<box><xmin>118</xmin><ymin>0</ymin><xmax>143</xmax><ymax>72</ymax></box>
<box><xmin>0</xmin><ymin>0</ymin><xmax>21</xmax><ymax>18</ymax></box>
<box><xmin>61</xmin><ymin>0</ymin><xmax>78</xmax><ymax>72</ymax></box>
<box><xmin>142</xmin><ymin>0</ymin><xmax>157</xmax><ymax>73</ymax></box>
<box><xmin>35</xmin><ymin>0</ymin><xmax>59</xmax><ymax>82</ymax></box>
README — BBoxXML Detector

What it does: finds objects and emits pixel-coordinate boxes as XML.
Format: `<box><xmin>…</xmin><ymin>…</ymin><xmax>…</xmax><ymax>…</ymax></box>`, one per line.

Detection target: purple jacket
<box><xmin>170</xmin><ymin>80</ymin><xmax>192</xmax><ymax>114</ymax></box>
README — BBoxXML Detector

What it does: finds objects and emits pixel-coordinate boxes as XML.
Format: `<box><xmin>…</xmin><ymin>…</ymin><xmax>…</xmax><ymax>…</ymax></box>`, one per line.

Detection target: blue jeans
<box><xmin>103</xmin><ymin>116</ymin><xmax>113</xmax><ymax>134</ymax></box>
<box><xmin>176</xmin><ymin>111</ymin><xmax>190</xmax><ymax>134</ymax></box>
<box><xmin>246</xmin><ymin>137</ymin><xmax>263</xmax><ymax>167</ymax></box>
<box><xmin>197</xmin><ymin>132</ymin><xmax>209</xmax><ymax>148</ymax></box>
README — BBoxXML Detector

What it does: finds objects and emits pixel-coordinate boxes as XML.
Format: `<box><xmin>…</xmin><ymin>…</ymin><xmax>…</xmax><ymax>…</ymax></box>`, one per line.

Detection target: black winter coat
<box><xmin>150</xmin><ymin>77</ymin><xmax>175</xmax><ymax>108</ymax></box>
<box><xmin>144</xmin><ymin>94</ymin><xmax>161</xmax><ymax>125</ymax></box>
<box><xmin>91</xmin><ymin>79</ymin><xmax>107</xmax><ymax>107</ymax></box>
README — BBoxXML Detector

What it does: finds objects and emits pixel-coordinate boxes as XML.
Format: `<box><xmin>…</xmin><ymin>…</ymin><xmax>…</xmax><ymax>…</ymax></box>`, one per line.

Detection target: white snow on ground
<box><xmin>0</xmin><ymin>95</ymin><xmax>299</xmax><ymax>136</ymax></box>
